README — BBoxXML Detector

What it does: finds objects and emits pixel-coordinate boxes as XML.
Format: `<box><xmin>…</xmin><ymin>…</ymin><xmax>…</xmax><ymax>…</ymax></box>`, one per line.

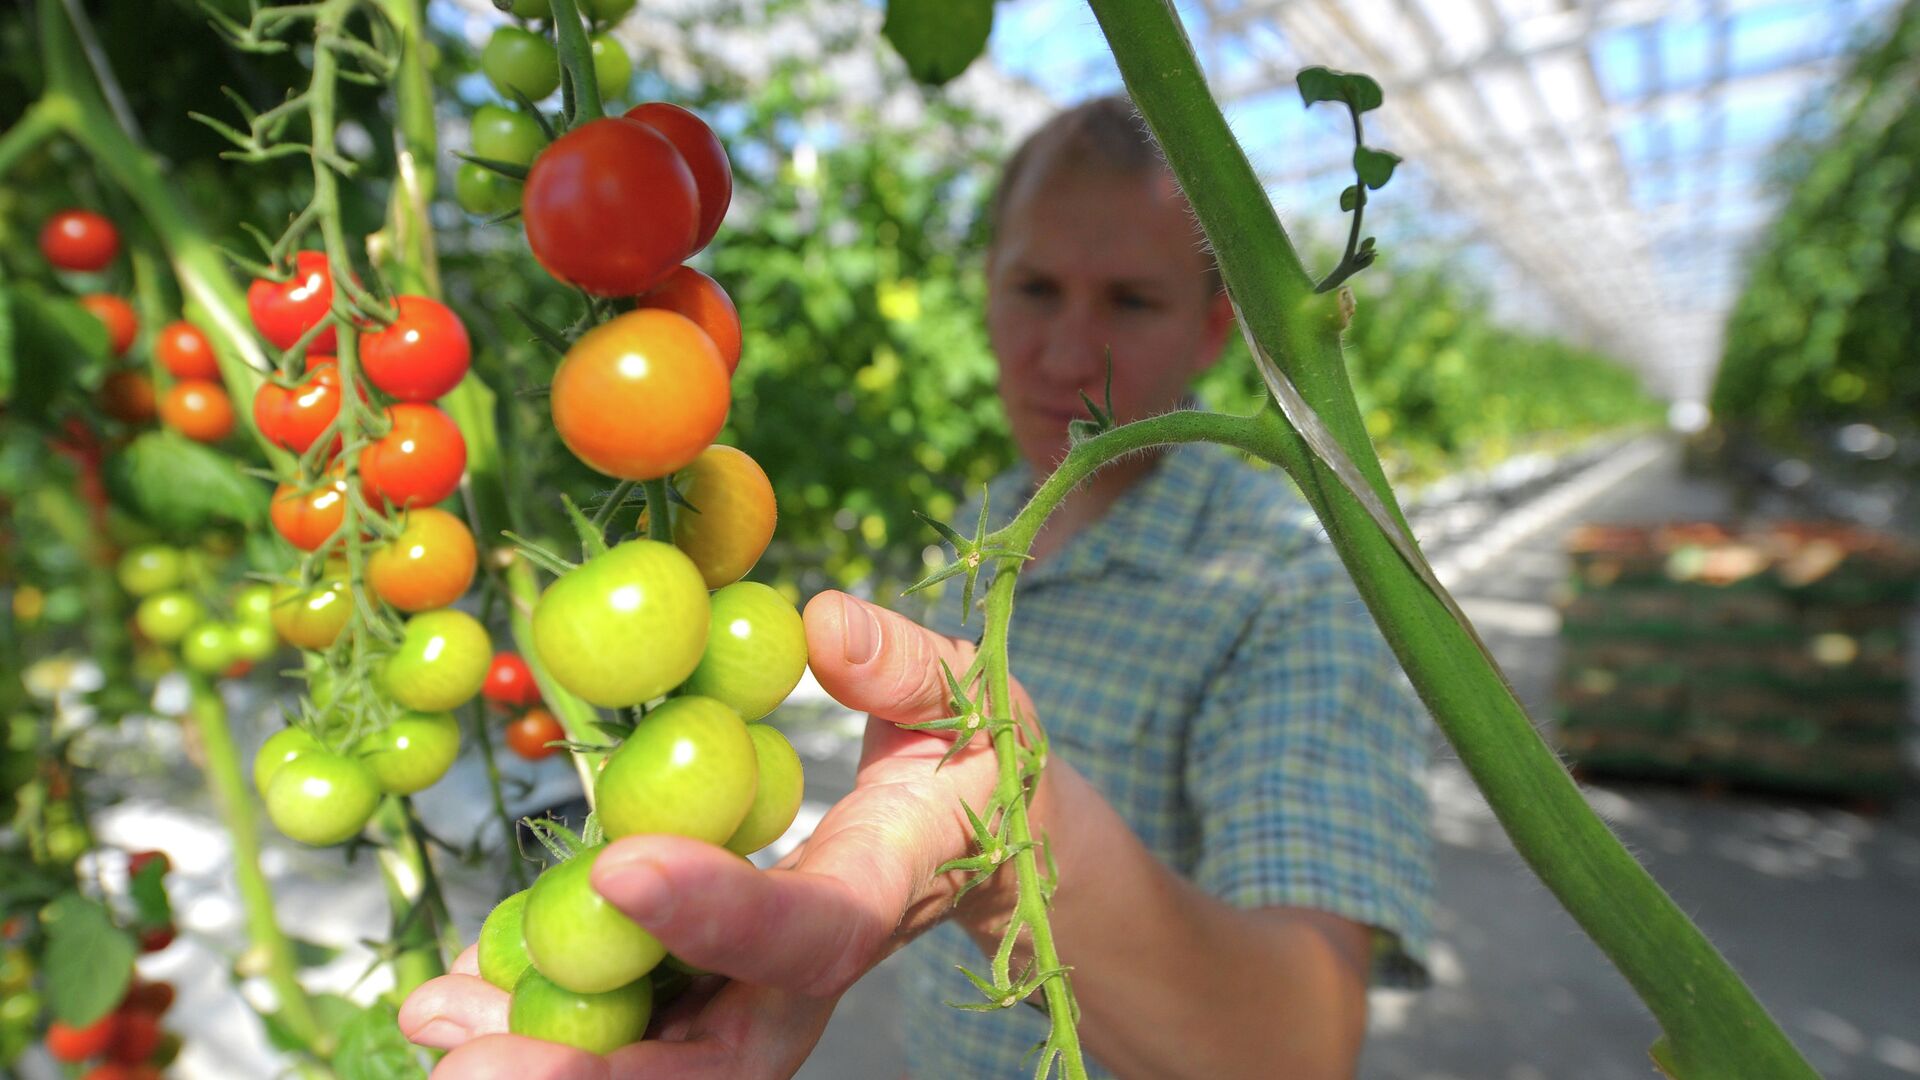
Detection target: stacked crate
<box><xmin>1555</xmin><ymin>522</ymin><xmax>1919</xmax><ymax>798</ymax></box>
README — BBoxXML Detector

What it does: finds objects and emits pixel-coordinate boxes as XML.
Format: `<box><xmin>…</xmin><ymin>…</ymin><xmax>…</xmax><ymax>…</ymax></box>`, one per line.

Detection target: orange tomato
<box><xmin>367</xmin><ymin>507</ymin><xmax>477</xmax><ymax>612</ymax></box>
<box><xmin>550</xmin><ymin>309</ymin><xmax>728</xmax><ymax>481</ymax></box>
<box><xmin>160</xmin><ymin>380</ymin><xmax>235</xmax><ymax>442</ymax></box>
<box><xmin>270</xmin><ymin>469</ymin><xmax>349</xmax><ymax>552</ymax></box>
<box><xmin>81</xmin><ymin>294</ymin><xmax>138</xmax><ymax>356</ymax></box>
<box><xmin>635</xmin><ymin>265</ymin><xmax>741</xmax><ymax>374</ymax></box>
<box><xmin>155</xmin><ymin>320</ymin><xmax>219</xmax><ymax>379</ymax></box>
<box><xmin>641</xmin><ymin>444</ymin><xmax>776</xmax><ymax>588</ymax></box>
<box><xmin>99</xmin><ymin>369</ymin><xmax>158</xmax><ymax>423</ymax></box>
<box><xmin>271</xmin><ymin>573</ymin><xmax>351</xmax><ymax>650</ymax></box>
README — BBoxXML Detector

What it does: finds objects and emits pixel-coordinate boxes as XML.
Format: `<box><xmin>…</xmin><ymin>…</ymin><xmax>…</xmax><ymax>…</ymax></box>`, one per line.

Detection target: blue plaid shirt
<box><xmin>898</xmin><ymin>442</ymin><xmax>1433</xmax><ymax>1079</ymax></box>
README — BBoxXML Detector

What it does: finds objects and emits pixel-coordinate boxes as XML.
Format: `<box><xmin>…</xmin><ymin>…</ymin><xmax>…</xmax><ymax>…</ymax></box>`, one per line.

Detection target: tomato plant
<box><xmin>154</xmin><ymin>321</ymin><xmax>218</xmax><ymax>379</ymax></box>
<box><xmin>247</xmin><ymin>251</ymin><xmax>338</xmax><ymax>353</ymax></box>
<box><xmin>508</xmin><ymin>969</ymin><xmax>653</xmax><ymax>1055</ymax></box>
<box><xmin>683</xmin><ymin>581</ymin><xmax>808</xmax><ymax>722</ymax></box>
<box><xmin>366</xmin><ymin>507</ymin><xmax>476</xmax><ymax>612</ymax></box>
<box><xmin>522</xmin><ymin>117</ymin><xmax>699</xmax><ymax>296</ymax></box>
<box><xmin>477</xmin><ymin>890</ymin><xmax>532</xmax><ymax>991</ymax></box>
<box><xmin>636</xmin><ymin>264</ymin><xmax>741</xmax><ymax>374</ymax></box>
<box><xmin>550</xmin><ymin>309</ymin><xmax>729</xmax><ymax>481</ymax></box>
<box><xmin>482</xmin><ymin>651</ymin><xmax>541</xmax><ymax>708</ymax></box>
<box><xmin>38</xmin><ymin>208</ymin><xmax>120</xmax><ymax>271</ymax></box>
<box><xmin>504</xmin><ymin>708</ymin><xmax>565</xmax><ymax>760</ymax></box>
<box><xmin>727</xmin><ymin>723</ymin><xmax>806</xmax><ymax>855</ymax></box>
<box><xmin>647</xmin><ymin>444</ymin><xmax>776</xmax><ymax>588</ymax></box>
<box><xmin>482</xmin><ymin>27</ymin><xmax>559</xmax><ymax>102</ymax></box>
<box><xmin>383</xmin><ymin>609</ymin><xmax>490</xmax><ymax>712</ymax></box>
<box><xmin>359</xmin><ymin>296</ymin><xmax>471</xmax><ymax>402</ymax></box>
<box><xmin>595</xmin><ymin>695</ymin><xmax>758</xmax><ymax>844</ymax></box>
<box><xmin>47</xmin><ymin>1015</ymin><xmax>119</xmax><ymax>1062</ymax></box>
<box><xmin>531</xmin><ymin>539</ymin><xmax>710</xmax><ymax>707</ymax></box>
<box><xmin>262</xmin><ymin>750</ymin><xmax>381</xmax><ymax>847</ymax></box>
<box><xmin>355</xmin><ymin>710</ymin><xmax>460</xmax><ymax>795</ymax></box>
<box><xmin>134</xmin><ymin>591</ymin><xmax>204</xmax><ymax>645</ymax></box>
<box><xmin>80</xmin><ymin>294</ymin><xmax>138</xmax><ymax>356</ymax></box>
<box><xmin>98</xmin><ymin>369</ymin><xmax>157</xmax><ymax>423</ymax></box>
<box><xmin>470</xmin><ymin>104</ymin><xmax>545</xmax><ymax>167</ymax></box>
<box><xmin>454</xmin><ymin>163</ymin><xmax>518</xmax><ymax>216</ymax></box>
<box><xmin>253</xmin><ymin>361</ymin><xmax>346</xmax><ymax>455</ymax></box>
<box><xmin>253</xmin><ymin>727</ymin><xmax>322</xmax><ymax>795</ymax></box>
<box><xmin>159</xmin><ymin>380</ymin><xmax>235</xmax><ymax>443</ymax></box>
<box><xmin>269</xmin><ymin>470</ymin><xmax>349</xmax><ymax>552</ymax></box>
<box><xmin>180</xmin><ymin>622</ymin><xmax>237</xmax><ymax>674</ymax></box>
<box><xmin>116</xmin><ymin>545</ymin><xmax>183</xmax><ymax>596</ymax></box>
<box><xmin>521</xmin><ymin>846</ymin><xmax>666</xmax><ymax>994</ymax></box>
<box><xmin>623</xmin><ymin>103</ymin><xmax>732</xmax><ymax>254</ymax></box>
<box><xmin>589</xmin><ymin>33</ymin><xmax>632</xmax><ymax>102</ymax></box>
<box><xmin>361</xmin><ymin>403</ymin><xmax>466</xmax><ymax>508</ymax></box>
<box><xmin>269</xmin><ymin>574</ymin><xmax>351</xmax><ymax>651</ymax></box>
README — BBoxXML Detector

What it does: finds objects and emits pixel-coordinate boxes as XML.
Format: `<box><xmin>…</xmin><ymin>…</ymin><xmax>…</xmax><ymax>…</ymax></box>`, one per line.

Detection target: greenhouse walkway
<box><xmin>71</xmin><ymin>436</ymin><xmax>1920</xmax><ymax>1080</ymax></box>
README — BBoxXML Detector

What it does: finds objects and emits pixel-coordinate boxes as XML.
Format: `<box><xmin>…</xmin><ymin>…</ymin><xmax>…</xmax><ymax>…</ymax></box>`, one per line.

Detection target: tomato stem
<box><xmin>546</xmin><ymin>0</ymin><xmax>604</xmax><ymax>125</ymax></box>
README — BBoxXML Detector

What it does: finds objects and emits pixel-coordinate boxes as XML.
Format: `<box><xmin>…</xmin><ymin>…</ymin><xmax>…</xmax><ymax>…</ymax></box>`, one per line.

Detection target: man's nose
<box><xmin>1037</xmin><ymin>300</ymin><xmax>1109</xmax><ymax>384</ymax></box>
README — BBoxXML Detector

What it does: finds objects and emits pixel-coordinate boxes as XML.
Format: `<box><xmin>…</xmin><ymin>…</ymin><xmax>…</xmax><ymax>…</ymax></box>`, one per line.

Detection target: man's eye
<box><xmin>1114</xmin><ymin>293</ymin><xmax>1156</xmax><ymax>311</ymax></box>
<box><xmin>1016</xmin><ymin>280</ymin><xmax>1057</xmax><ymax>299</ymax></box>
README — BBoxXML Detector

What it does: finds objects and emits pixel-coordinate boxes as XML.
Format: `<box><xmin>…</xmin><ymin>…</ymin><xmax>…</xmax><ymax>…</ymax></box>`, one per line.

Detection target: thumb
<box><xmin>801</xmin><ymin>591</ymin><xmax>981</xmax><ymax>727</ymax></box>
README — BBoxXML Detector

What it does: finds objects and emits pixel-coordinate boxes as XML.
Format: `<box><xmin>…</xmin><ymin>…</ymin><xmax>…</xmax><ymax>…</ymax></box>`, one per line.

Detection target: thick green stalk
<box><xmin>370</xmin><ymin>797</ymin><xmax>459</xmax><ymax>1004</ymax></box>
<box><xmin>1081</xmin><ymin>5</ymin><xmax>1813</xmax><ymax>1074</ymax></box>
<box><xmin>548</xmin><ymin>0</ymin><xmax>604</xmax><ymax>124</ymax></box>
<box><xmin>184</xmin><ymin>678</ymin><xmax>324</xmax><ymax>1049</ymax></box>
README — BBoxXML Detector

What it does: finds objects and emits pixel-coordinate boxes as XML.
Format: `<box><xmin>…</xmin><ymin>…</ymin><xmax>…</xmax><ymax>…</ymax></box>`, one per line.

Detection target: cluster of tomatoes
<box><xmin>456</xmin><ymin>0</ymin><xmax>637</xmax><ymax>217</ymax></box>
<box><xmin>120</xmin><ymin>543</ymin><xmax>280</xmax><ymax>679</ymax></box>
<box><xmin>38</xmin><ymin>209</ymin><xmax>234</xmax><ymax>443</ymax></box>
<box><xmin>457</xmin><ymin>89</ymin><xmax>811</xmax><ymax>1050</ymax></box>
<box><xmin>41</xmin><ymin>977</ymin><xmax>180</xmax><ymax>1080</ymax></box>
<box><xmin>241</xmin><ymin>250</ymin><xmax>493</xmax><ymax>846</ymax></box>
<box><xmin>480</xmin><ymin>651</ymin><xmax>568</xmax><ymax>761</ymax></box>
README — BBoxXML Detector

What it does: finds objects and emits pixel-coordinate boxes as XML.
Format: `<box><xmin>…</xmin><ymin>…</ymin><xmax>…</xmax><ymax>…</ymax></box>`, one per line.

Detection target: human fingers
<box><xmin>451</xmin><ymin>943</ymin><xmax>480</xmax><ymax>976</ymax></box>
<box><xmin>603</xmin><ymin>979</ymin><xmax>837</xmax><ymax>1079</ymax></box>
<box><xmin>400</xmin><ymin>973</ymin><xmax>509</xmax><ymax>1049</ymax></box>
<box><xmin>802</xmin><ymin>591</ymin><xmax>1034</xmax><ymax>730</ymax></box>
<box><xmin>591</xmin><ymin>834</ymin><xmax>903</xmax><ymax>998</ymax></box>
<box><xmin>429</xmin><ymin>1033</ymin><xmax>608</xmax><ymax>1079</ymax></box>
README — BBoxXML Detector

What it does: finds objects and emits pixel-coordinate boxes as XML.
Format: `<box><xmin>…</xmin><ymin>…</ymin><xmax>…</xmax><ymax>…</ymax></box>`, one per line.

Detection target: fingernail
<box><xmin>411</xmin><ymin>1017</ymin><xmax>468</xmax><ymax>1047</ymax></box>
<box><xmin>593</xmin><ymin>850</ymin><xmax>674</xmax><ymax>924</ymax></box>
<box><xmin>840</xmin><ymin>593</ymin><xmax>880</xmax><ymax>665</ymax></box>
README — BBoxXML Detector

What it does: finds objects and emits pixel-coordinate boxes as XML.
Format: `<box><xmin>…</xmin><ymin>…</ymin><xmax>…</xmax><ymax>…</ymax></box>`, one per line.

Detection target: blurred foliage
<box><xmin>1</xmin><ymin>0</ymin><xmax>1656</xmax><ymax>605</ymax></box>
<box><xmin>1711</xmin><ymin>0</ymin><xmax>1920</xmax><ymax>431</ymax></box>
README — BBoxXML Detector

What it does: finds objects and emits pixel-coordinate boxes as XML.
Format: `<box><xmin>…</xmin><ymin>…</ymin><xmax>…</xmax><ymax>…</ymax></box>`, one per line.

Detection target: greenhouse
<box><xmin>1</xmin><ymin>0</ymin><xmax>1915</xmax><ymax>1077</ymax></box>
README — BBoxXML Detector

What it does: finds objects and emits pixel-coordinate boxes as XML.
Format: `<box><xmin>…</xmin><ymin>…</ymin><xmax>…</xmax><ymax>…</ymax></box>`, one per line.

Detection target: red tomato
<box><xmin>483</xmin><ymin>652</ymin><xmax>542</xmax><ymax>708</ymax></box>
<box><xmin>253</xmin><ymin>361</ymin><xmax>345</xmax><ymax>454</ymax></box>
<box><xmin>248</xmin><ymin>251</ymin><xmax>338</xmax><ymax>352</ymax></box>
<box><xmin>39</xmin><ymin>209</ymin><xmax>120</xmax><ymax>271</ymax></box>
<box><xmin>624</xmin><ymin>103</ymin><xmax>731</xmax><ymax>253</ymax></box>
<box><xmin>550</xmin><ymin>309</ymin><xmax>728</xmax><ymax>481</ymax></box>
<box><xmin>81</xmin><ymin>294</ymin><xmax>138</xmax><ymax>356</ymax></box>
<box><xmin>155</xmin><ymin>321</ymin><xmax>218</xmax><ymax>379</ymax></box>
<box><xmin>522</xmin><ymin>117</ymin><xmax>698</xmax><ymax>296</ymax></box>
<box><xmin>47</xmin><ymin>1014</ymin><xmax>119</xmax><ymax>1062</ymax></box>
<box><xmin>362</xmin><ymin>403</ymin><xmax>466</xmax><ymax>508</ymax></box>
<box><xmin>506</xmin><ymin>708</ymin><xmax>565</xmax><ymax>761</ymax></box>
<box><xmin>367</xmin><ymin>507</ymin><xmax>476</xmax><ymax>611</ymax></box>
<box><xmin>270</xmin><ymin>469</ymin><xmax>349</xmax><ymax>552</ymax></box>
<box><xmin>135</xmin><ymin>925</ymin><xmax>176</xmax><ymax>955</ymax></box>
<box><xmin>160</xmin><ymin>380</ymin><xmax>235</xmax><ymax>443</ymax></box>
<box><xmin>106</xmin><ymin>1009</ymin><xmax>163</xmax><ymax>1063</ymax></box>
<box><xmin>99</xmin><ymin>369</ymin><xmax>158</xmax><ymax>424</ymax></box>
<box><xmin>636</xmin><ymin>265</ymin><xmax>740</xmax><ymax>374</ymax></box>
<box><xmin>121</xmin><ymin>980</ymin><xmax>175</xmax><ymax>1017</ymax></box>
<box><xmin>360</xmin><ymin>295</ymin><xmax>472</xmax><ymax>401</ymax></box>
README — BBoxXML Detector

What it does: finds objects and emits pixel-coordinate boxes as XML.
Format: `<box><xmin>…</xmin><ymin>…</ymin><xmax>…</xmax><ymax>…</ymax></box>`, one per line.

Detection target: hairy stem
<box><xmin>547</xmin><ymin>0</ymin><xmax>604</xmax><ymax>125</ymax></box>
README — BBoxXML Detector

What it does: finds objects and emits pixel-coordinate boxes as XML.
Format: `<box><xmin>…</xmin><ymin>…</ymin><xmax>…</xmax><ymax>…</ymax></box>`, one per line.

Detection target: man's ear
<box><xmin>1194</xmin><ymin>287</ymin><xmax>1236</xmax><ymax>376</ymax></box>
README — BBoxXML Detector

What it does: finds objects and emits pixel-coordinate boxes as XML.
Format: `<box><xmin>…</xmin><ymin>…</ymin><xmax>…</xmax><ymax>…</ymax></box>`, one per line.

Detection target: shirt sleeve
<box><xmin>1183</xmin><ymin>543</ymin><xmax>1435</xmax><ymax>988</ymax></box>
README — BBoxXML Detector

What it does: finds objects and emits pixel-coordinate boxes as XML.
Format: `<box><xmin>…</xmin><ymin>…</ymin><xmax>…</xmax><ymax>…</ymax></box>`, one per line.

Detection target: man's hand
<box><xmin>399</xmin><ymin>591</ymin><xmax>1035</xmax><ymax>1077</ymax></box>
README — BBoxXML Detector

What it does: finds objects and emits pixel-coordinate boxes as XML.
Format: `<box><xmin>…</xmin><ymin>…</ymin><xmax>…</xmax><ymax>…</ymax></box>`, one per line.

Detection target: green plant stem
<box><xmin>183</xmin><ymin>677</ymin><xmax>324</xmax><ymax>1049</ymax></box>
<box><xmin>0</xmin><ymin>99</ymin><xmax>62</xmax><ymax>176</ymax></box>
<box><xmin>1032</xmin><ymin>10</ymin><xmax>1819</xmax><ymax>1068</ymax></box>
<box><xmin>369</xmin><ymin>797</ymin><xmax>456</xmax><ymax>1004</ymax></box>
<box><xmin>468</xmin><ymin>699</ymin><xmax>530</xmax><ymax>890</ymax></box>
<box><xmin>547</xmin><ymin>0</ymin><xmax>604</xmax><ymax>124</ymax></box>
<box><xmin>643</xmin><ymin>479</ymin><xmax>672</xmax><ymax>542</ymax></box>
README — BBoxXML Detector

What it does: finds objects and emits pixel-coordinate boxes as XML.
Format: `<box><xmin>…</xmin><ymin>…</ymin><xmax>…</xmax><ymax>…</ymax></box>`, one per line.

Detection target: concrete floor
<box><xmin>44</xmin><ymin>439</ymin><xmax>1920</xmax><ymax>1079</ymax></box>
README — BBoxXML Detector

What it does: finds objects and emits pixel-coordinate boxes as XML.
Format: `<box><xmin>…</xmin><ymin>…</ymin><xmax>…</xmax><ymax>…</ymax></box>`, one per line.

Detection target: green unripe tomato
<box><xmin>235</xmin><ymin>583</ymin><xmax>275</xmax><ymax>625</ymax></box>
<box><xmin>533</xmin><ymin>540</ymin><xmax>709</xmax><ymax>708</ymax></box>
<box><xmin>0</xmin><ymin>947</ymin><xmax>33</xmax><ymax>996</ymax></box>
<box><xmin>583</xmin><ymin>0</ymin><xmax>636</xmax><ymax>23</ymax></box>
<box><xmin>478</xmin><ymin>889</ymin><xmax>533</xmax><ymax>991</ymax></box>
<box><xmin>0</xmin><ymin>987</ymin><xmax>37</xmax><ymax>1027</ymax></box>
<box><xmin>683</xmin><ymin>582</ymin><xmax>809</xmax><ymax>721</ymax></box>
<box><xmin>117</xmin><ymin>545</ymin><xmax>184</xmax><ymax>596</ymax></box>
<box><xmin>355</xmin><ymin>710</ymin><xmax>459</xmax><ymax>795</ymax></box>
<box><xmin>589</xmin><ymin>34</ymin><xmax>631</xmax><ymax>101</ymax></box>
<box><xmin>254</xmin><ymin>726</ymin><xmax>321</xmax><ymax>795</ymax></box>
<box><xmin>383</xmin><ymin>609</ymin><xmax>490</xmax><ymax>712</ymax></box>
<box><xmin>46</xmin><ymin>822</ymin><xmax>89</xmax><ymax>864</ymax></box>
<box><xmin>231</xmin><ymin>620</ymin><xmax>277</xmax><ymax>663</ymax></box>
<box><xmin>180</xmin><ymin>622</ymin><xmax>237</xmax><ymax>675</ymax></box>
<box><xmin>522</xmin><ymin>847</ymin><xmax>666</xmax><ymax>993</ymax></box>
<box><xmin>136</xmin><ymin>590</ymin><xmax>205</xmax><ymax>645</ymax></box>
<box><xmin>264</xmin><ymin>750</ymin><xmax>380</xmax><ymax>846</ymax></box>
<box><xmin>482</xmin><ymin>27</ymin><xmax>559</xmax><ymax>102</ymax></box>
<box><xmin>725</xmin><ymin>723</ymin><xmax>805</xmax><ymax>855</ymax></box>
<box><xmin>596</xmin><ymin>696</ymin><xmax>757</xmax><ymax>844</ymax></box>
<box><xmin>509</xmin><ymin>968</ymin><xmax>651</xmax><ymax>1055</ymax></box>
<box><xmin>470</xmin><ymin>104</ymin><xmax>545</xmax><ymax>167</ymax></box>
<box><xmin>455</xmin><ymin>162</ymin><xmax>520</xmax><ymax>216</ymax></box>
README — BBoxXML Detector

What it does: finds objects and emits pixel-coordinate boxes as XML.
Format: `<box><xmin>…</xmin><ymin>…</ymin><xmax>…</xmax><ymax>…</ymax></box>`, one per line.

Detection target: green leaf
<box><xmin>290</xmin><ymin>936</ymin><xmax>342</xmax><ymax>968</ymax></box>
<box><xmin>1354</xmin><ymin>147</ymin><xmax>1402</xmax><ymax>190</ymax></box>
<box><xmin>42</xmin><ymin>894</ymin><xmax>136</xmax><ymax>1026</ymax></box>
<box><xmin>1297</xmin><ymin>66</ymin><xmax>1384</xmax><ymax>113</ymax></box>
<box><xmin>104</xmin><ymin>430</ymin><xmax>269</xmax><ymax>533</ymax></box>
<box><xmin>260</xmin><ymin>993</ymin><xmax>361</xmax><ymax>1054</ymax></box>
<box><xmin>0</xmin><ymin>281</ymin><xmax>110</xmax><ymax>419</ymax></box>
<box><xmin>882</xmin><ymin>0</ymin><xmax>994</xmax><ymax>86</ymax></box>
<box><xmin>129</xmin><ymin>859</ymin><xmax>173</xmax><ymax>929</ymax></box>
<box><xmin>1339</xmin><ymin>184</ymin><xmax>1359</xmax><ymax>212</ymax></box>
<box><xmin>334</xmin><ymin>1001</ymin><xmax>428</xmax><ymax>1080</ymax></box>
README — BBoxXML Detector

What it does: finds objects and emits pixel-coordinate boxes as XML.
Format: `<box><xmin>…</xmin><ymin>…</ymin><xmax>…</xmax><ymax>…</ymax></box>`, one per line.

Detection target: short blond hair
<box><xmin>989</xmin><ymin>95</ymin><xmax>1222</xmax><ymax>295</ymax></box>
